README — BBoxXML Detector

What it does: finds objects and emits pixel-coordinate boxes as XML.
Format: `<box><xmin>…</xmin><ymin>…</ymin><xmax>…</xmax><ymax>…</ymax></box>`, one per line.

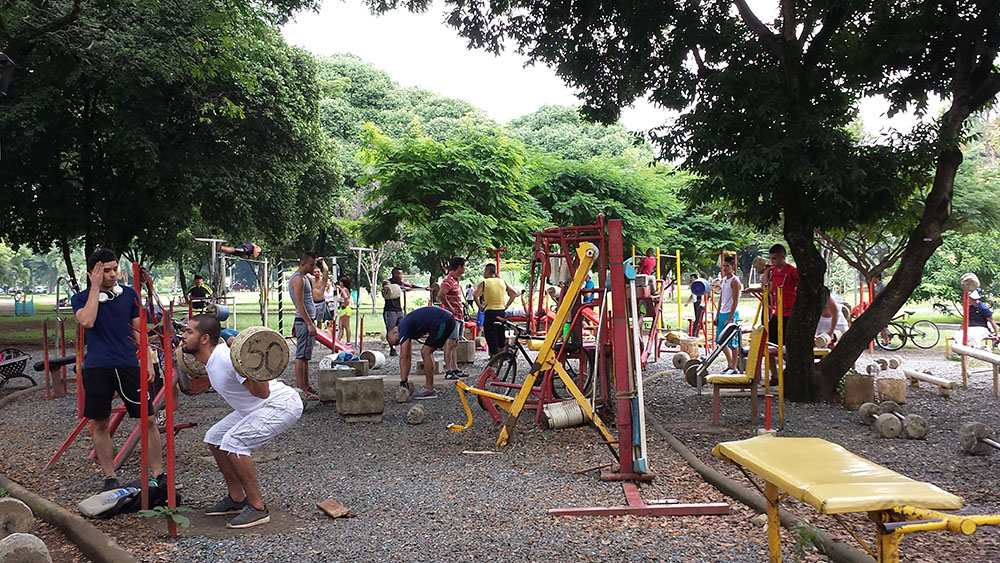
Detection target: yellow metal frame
<box><xmin>447</xmin><ymin>242</ymin><xmax>616</xmax><ymax>448</ymax></box>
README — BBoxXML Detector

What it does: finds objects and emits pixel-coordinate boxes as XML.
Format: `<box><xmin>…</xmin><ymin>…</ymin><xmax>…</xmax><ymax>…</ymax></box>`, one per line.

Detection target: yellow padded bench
<box><xmin>713</xmin><ymin>435</ymin><xmax>1000</xmax><ymax>562</ymax></box>
<box><xmin>705</xmin><ymin>327</ymin><xmax>764</xmax><ymax>425</ymax></box>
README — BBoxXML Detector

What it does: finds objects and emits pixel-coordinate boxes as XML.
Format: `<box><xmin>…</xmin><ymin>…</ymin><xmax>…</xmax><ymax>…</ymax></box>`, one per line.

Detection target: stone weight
<box><xmin>0</xmin><ymin>533</ymin><xmax>51</xmax><ymax>563</ymax></box>
<box><xmin>394</xmin><ymin>386</ymin><xmax>411</xmax><ymax>403</ymax></box>
<box><xmin>858</xmin><ymin>402</ymin><xmax>880</xmax><ymax>425</ymax></box>
<box><xmin>959</xmin><ymin>422</ymin><xmax>997</xmax><ymax>456</ymax></box>
<box><xmin>0</xmin><ymin>499</ymin><xmax>34</xmax><ymax>539</ymax></box>
<box><xmin>406</xmin><ymin>405</ymin><xmax>426</xmax><ymax>424</ymax></box>
<box><xmin>671</xmin><ymin>352</ymin><xmax>690</xmax><ymax>369</ymax></box>
<box><xmin>683</xmin><ymin>358</ymin><xmax>703</xmax><ymax>387</ymax></box>
<box><xmin>878</xmin><ymin>401</ymin><xmax>901</xmax><ymax>415</ymax></box>
<box><xmin>874</xmin><ymin>413</ymin><xmax>902</xmax><ymax>438</ymax></box>
<box><xmin>902</xmin><ymin>414</ymin><xmax>929</xmax><ymax>440</ymax></box>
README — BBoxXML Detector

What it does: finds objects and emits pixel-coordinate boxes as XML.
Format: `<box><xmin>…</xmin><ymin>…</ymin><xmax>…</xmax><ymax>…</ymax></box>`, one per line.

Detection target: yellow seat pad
<box><xmin>706</xmin><ymin>374</ymin><xmax>753</xmax><ymax>385</ymax></box>
<box><xmin>712</xmin><ymin>436</ymin><xmax>963</xmax><ymax>514</ymax></box>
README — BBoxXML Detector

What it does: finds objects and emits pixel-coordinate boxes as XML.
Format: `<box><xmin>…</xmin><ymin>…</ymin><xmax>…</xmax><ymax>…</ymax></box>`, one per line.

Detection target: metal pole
<box><xmin>278</xmin><ymin>269</ymin><xmax>285</xmax><ymax>336</ymax></box>
<box><xmin>262</xmin><ymin>257</ymin><xmax>269</xmax><ymax>327</ymax></box>
<box><xmin>162</xmin><ymin>307</ymin><xmax>177</xmax><ymax>537</ymax></box>
<box><xmin>134</xmin><ymin>262</ymin><xmax>150</xmax><ymax>510</ymax></box>
<box><xmin>350</xmin><ymin>247</ymin><xmax>375</xmax><ymax>351</ymax></box>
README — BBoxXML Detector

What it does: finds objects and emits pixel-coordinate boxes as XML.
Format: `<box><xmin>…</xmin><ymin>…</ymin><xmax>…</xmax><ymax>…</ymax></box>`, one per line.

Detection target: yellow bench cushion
<box><xmin>706</xmin><ymin>373</ymin><xmax>753</xmax><ymax>385</ymax></box>
<box><xmin>712</xmin><ymin>436</ymin><xmax>963</xmax><ymax>514</ymax></box>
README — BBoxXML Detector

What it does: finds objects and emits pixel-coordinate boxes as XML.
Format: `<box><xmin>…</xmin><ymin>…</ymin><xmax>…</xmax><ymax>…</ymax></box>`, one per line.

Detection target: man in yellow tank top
<box><xmin>474</xmin><ymin>263</ymin><xmax>519</xmax><ymax>356</ymax></box>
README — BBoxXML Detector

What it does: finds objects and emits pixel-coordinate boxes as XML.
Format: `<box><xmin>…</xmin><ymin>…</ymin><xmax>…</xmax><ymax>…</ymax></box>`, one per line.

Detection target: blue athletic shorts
<box><xmin>716</xmin><ymin>312</ymin><xmax>740</xmax><ymax>349</ymax></box>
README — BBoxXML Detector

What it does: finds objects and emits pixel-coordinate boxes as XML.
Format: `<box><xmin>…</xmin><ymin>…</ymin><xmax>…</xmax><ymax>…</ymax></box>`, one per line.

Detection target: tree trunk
<box><xmin>781</xmin><ymin>213</ymin><xmax>828</xmax><ymax>401</ymax></box>
<box><xmin>820</xmin><ymin>101</ymin><xmax>971</xmax><ymax>390</ymax></box>
<box><xmin>177</xmin><ymin>257</ymin><xmax>188</xmax><ymax>299</ymax></box>
<box><xmin>59</xmin><ymin>237</ymin><xmax>80</xmax><ymax>293</ymax></box>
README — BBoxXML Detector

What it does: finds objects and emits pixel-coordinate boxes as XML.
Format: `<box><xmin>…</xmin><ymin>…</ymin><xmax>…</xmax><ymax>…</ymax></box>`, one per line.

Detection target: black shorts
<box><xmin>424</xmin><ymin>318</ymin><xmax>457</xmax><ymax>349</ymax></box>
<box><xmin>82</xmin><ymin>366</ymin><xmax>157</xmax><ymax>420</ymax></box>
<box><xmin>767</xmin><ymin>314</ymin><xmax>792</xmax><ymax>345</ymax></box>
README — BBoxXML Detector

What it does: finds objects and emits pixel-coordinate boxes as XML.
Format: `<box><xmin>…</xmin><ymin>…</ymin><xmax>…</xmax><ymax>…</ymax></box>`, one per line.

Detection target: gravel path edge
<box><xmin>0</xmin><ymin>473</ymin><xmax>138</xmax><ymax>563</ymax></box>
<box><xmin>0</xmin><ymin>385</ymin><xmax>43</xmax><ymax>410</ymax></box>
<box><xmin>647</xmin><ymin>416</ymin><xmax>875</xmax><ymax>563</ymax></box>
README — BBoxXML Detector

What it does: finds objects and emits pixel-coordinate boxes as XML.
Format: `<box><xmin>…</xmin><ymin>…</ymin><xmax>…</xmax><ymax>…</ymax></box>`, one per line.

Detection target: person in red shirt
<box><xmin>761</xmin><ymin>243</ymin><xmax>798</xmax><ymax>382</ymax></box>
<box><xmin>438</xmin><ymin>257</ymin><xmax>467</xmax><ymax>379</ymax></box>
<box><xmin>638</xmin><ymin>248</ymin><xmax>657</xmax><ymax>276</ymax></box>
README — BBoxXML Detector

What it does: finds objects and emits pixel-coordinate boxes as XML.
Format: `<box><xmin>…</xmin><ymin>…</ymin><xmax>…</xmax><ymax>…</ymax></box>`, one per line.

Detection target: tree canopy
<box><xmin>0</xmin><ymin>0</ymin><xmax>340</xmax><ymax>286</ymax></box>
<box><xmin>370</xmin><ymin>0</ymin><xmax>1000</xmax><ymax>401</ymax></box>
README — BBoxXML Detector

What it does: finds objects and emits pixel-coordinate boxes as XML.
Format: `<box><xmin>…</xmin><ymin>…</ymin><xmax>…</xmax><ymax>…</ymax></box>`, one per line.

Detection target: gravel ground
<box><xmin>2</xmin><ymin>341</ymin><xmax>998</xmax><ymax>561</ymax></box>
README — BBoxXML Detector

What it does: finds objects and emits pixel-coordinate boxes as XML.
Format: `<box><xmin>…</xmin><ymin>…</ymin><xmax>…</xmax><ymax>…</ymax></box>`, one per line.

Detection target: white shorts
<box><xmin>204</xmin><ymin>388</ymin><xmax>303</xmax><ymax>457</ymax></box>
<box><xmin>967</xmin><ymin>326</ymin><xmax>992</xmax><ymax>348</ymax></box>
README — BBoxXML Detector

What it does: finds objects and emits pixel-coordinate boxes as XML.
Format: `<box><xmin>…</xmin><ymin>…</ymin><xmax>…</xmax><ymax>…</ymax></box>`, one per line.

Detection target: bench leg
<box><xmin>712</xmin><ymin>386</ymin><xmax>720</xmax><ymax>425</ymax></box>
<box><xmin>750</xmin><ymin>383</ymin><xmax>758</xmax><ymax>427</ymax></box>
<box><xmin>874</xmin><ymin>511</ymin><xmax>903</xmax><ymax>562</ymax></box>
<box><xmin>765</xmin><ymin>481</ymin><xmax>782</xmax><ymax>562</ymax></box>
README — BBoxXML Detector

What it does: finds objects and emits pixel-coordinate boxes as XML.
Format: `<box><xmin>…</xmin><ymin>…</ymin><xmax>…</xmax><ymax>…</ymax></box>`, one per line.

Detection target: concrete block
<box><xmin>336</xmin><ymin>375</ymin><xmax>384</xmax><ymax>416</ymax></box>
<box><xmin>317</xmin><ymin>367</ymin><xmax>355</xmax><ymax>402</ymax></box>
<box><xmin>457</xmin><ymin>340</ymin><xmax>476</xmax><ymax>364</ymax></box>
<box><xmin>334</xmin><ymin>360</ymin><xmax>369</xmax><ymax>377</ymax></box>
<box><xmin>475</xmin><ymin>336</ymin><xmax>487</xmax><ymax>348</ymax></box>
<box><xmin>416</xmin><ymin>358</ymin><xmax>444</xmax><ymax>374</ymax></box>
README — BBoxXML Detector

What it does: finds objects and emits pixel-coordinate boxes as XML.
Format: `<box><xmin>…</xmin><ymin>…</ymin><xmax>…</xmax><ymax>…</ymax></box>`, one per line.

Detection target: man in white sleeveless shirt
<box><xmin>181</xmin><ymin>314</ymin><xmax>302</xmax><ymax>529</ymax></box>
<box><xmin>716</xmin><ymin>256</ymin><xmax>743</xmax><ymax>374</ymax></box>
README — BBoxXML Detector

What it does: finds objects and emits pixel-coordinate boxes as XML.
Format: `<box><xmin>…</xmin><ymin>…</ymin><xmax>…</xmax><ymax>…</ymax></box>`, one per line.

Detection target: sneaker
<box><xmin>389</xmin><ymin>348</ymin><xmax>397</xmax><ymax>357</ymax></box>
<box><xmin>304</xmin><ymin>387</ymin><xmax>319</xmax><ymax>401</ymax></box>
<box><xmin>413</xmin><ymin>387</ymin><xmax>439</xmax><ymax>400</ymax></box>
<box><xmin>101</xmin><ymin>477</ymin><xmax>122</xmax><ymax>492</ymax></box>
<box><xmin>205</xmin><ymin>494</ymin><xmax>248</xmax><ymax>516</ymax></box>
<box><xmin>444</xmin><ymin>370</ymin><xmax>462</xmax><ymax>380</ymax></box>
<box><xmin>399</xmin><ymin>380</ymin><xmax>409</xmax><ymax>388</ymax></box>
<box><xmin>227</xmin><ymin>504</ymin><xmax>270</xmax><ymax>529</ymax></box>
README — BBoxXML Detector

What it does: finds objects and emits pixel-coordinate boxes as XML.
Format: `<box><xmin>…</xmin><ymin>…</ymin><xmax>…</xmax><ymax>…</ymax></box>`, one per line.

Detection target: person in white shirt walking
<box><xmin>180</xmin><ymin>315</ymin><xmax>302</xmax><ymax>529</ymax></box>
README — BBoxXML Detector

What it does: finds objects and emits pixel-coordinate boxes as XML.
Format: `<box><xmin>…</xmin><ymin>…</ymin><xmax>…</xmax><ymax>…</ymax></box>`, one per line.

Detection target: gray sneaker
<box><xmin>205</xmin><ymin>494</ymin><xmax>247</xmax><ymax>516</ymax></box>
<box><xmin>413</xmin><ymin>387</ymin><xmax>439</xmax><ymax>400</ymax></box>
<box><xmin>227</xmin><ymin>504</ymin><xmax>270</xmax><ymax>529</ymax></box>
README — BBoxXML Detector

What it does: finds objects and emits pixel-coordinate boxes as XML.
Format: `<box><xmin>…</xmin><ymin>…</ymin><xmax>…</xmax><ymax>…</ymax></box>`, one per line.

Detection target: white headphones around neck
<box><xmin>98</xmin><ymin>284</ymin><xmax>124</xmax><ymax>303</ymax></box>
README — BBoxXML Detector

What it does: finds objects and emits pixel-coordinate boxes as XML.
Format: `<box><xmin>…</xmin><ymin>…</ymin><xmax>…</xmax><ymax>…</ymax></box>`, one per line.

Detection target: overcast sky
<box><xmin>281</xmin><ymin>1</ymin><xmax>934</xmax><ymax>136</ymax></box>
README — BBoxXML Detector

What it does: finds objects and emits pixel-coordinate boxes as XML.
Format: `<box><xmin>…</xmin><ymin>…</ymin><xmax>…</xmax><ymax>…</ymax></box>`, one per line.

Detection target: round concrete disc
<box><xmin>858</xmin><ymin>402</ymin><xmax>879</xmax><ymax>426</ymax></box>
<box><xmin>0</xmin><ymin>499</ymin><xmax>34</xmax><ymax>539</ymax></box>
<box><xmin>0</xmin><ymin>533</ymin><xmax>51</xmax><ymax>563</ymax></box>
<box><xmin>878</xmin><ymin>400</ymin><xmax>901</xmax><ymax>415</ymax></box>
<box><xmin>874</xmin><ymin>413</ymin><xmax>902</xmax><ymax>438</ymax></box>
<box><xmin>959</xmin><ymin>422</ymin><xmax>995</xmax><ymax>455</ymax></box>
<box><xmin>230</xmin><ymin>327</ymin><xmax>289</xmax><ymax>381</ymax></box>
<box><xmin>903</xmin><ymin>414</ymin><xmax>929</xmax><ymax>439</ymax></box>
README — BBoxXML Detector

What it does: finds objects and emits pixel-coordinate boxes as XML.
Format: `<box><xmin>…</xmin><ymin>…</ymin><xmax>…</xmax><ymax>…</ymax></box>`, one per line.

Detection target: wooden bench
<box><xmin>705</xmin><ymin>326</ymin><xmax>765</xmax><ymax>425</ymax></box>
<box><xmin>951</xmin><ymin>343</ymin><xmax>1000</xmax><ymax>396</ymax></box>
<box><xmin>713</xmin><ymin>435</ymin><xmax>1000</xmax><ymax>562</ymax></box>
<box><xmin>902</xmin><ymin>367</ymin><xmax>958</xmax><ymax>397</ymax></box>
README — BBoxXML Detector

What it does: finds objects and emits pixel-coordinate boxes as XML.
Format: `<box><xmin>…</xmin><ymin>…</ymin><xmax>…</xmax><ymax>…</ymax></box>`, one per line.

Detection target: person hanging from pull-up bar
<box><xmin>219</xmin><ymin>243</ymin><xmax>263</xmax><ymax>259</ymax></box>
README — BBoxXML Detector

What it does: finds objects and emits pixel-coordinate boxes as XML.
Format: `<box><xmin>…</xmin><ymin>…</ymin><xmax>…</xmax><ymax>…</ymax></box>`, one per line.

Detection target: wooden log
<box><xmin>902</xmin><ymin>368</ymin><xmax>957</xmax><ymax>397</ymax></box>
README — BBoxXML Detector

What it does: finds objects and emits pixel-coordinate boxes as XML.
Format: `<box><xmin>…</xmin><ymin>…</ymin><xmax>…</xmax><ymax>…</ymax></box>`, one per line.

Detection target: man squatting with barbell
<box><xmin>181</xmin><ymin>314</ymin><xmax>302</xmax><ymax>529</ymax></box>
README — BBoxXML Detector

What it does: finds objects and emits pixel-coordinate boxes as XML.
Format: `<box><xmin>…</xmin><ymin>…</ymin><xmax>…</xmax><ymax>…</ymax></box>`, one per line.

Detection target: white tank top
<box><xmin>719</xmin><ymin>274</ymin><xmax>741</xmax><ymax>314</ymax></box>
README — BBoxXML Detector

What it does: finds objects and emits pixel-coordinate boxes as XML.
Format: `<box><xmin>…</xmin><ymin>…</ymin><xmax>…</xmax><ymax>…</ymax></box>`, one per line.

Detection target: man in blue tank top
<box><xmin>289</xmin><ymin>252</ymin><xmax>318</xmax><ymax>395</ymax></box>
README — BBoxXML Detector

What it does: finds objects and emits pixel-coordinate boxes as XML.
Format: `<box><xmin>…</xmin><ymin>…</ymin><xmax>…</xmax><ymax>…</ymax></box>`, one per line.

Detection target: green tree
<box><xmin>372</xmin><ymin>0</ymin><xmax>1000</xmax><ymax>401</ymax></box>
<box><xmin>0</xmin><ymin>0</ymin><xmax>339</xmax><ymax>285</ymax></box>
<box><xmin>507</xmin><ymin>105</ymin><xmax>653</xmax><ymax>162</ymax></box>
<box><xmin>914</xmin><ymin>231</ymin><xmax>1000</xmax><ymax>310</ymax></box>
<box><xmin>359</xmin><ymin>119</ymin><xmax>543</xmax><ymax>279</ymax></box>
